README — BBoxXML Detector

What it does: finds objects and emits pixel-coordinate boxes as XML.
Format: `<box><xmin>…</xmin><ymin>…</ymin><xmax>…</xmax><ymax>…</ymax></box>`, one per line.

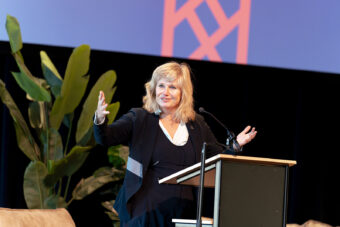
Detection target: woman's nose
<box><xmin>164</xmin><ymin>87</ymin><xmax>170</xmax><ymax>94</ymax></box>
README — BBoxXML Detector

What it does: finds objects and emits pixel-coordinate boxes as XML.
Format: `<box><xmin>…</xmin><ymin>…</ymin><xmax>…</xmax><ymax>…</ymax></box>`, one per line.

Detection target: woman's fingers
<box><xmin>237</xmin><ymin>126</ymin><xmax>257</xmax><ymax>146</ymax></box>
<box><xmin>243</xmin><ymin>125</ymin><xmax>257</xmax><ymax>136</ymax></box>
<box><xmin>99</xmin><ymin>104</ymin><xmax>108</xmax><ymax>112</ymax></box>
<box><xmin>242</xmin><ymin>125</ymin><xmax>251</xmax><ymax>134</ymax></box>
<box><xmin>98</xmin><ymin>91</ymin><xmax>108</xmax><ymax>108</ymax></box>
<box><xmin>96</xmin><ymin>91</ymin><xmax>110</xmax><ymax>119</ymax></box>
<box><xmin>94</xmin><ymin>91</ymin><xmax>110</xmax><ymax>124</ymax></box>
<box><xmin>247</xmin><ymin>127</ymin><xmax>257</xmax><ymax>141</ymax></box>
<box><xmin>98</xmin><ymin>91</ymin><xmax>106</xmax><ymax>104</ymax></box>
<box><xmin>99</xmin><ymin>90</ymin><xmax>104</xmax><ymax>98</ymax></box>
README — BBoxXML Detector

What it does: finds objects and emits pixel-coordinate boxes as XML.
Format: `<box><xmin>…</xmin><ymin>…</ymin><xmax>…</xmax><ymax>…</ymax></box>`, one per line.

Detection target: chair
<box><xmin>287</xmin><ymin>219</ymin><xmax>336</xmax><ymax>227</ymax></box>
<box><xmin>0</xmin><ymin>208</ymin><xmax>76</xmax><ymax>227</ymax></box>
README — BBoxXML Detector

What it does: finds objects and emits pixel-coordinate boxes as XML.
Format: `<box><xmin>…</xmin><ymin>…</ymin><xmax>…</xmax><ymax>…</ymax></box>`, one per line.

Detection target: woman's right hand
<box><xmin>95</xmin><ymin>91</ymin><xmax>110</xmax><ymax>124</ymax></box>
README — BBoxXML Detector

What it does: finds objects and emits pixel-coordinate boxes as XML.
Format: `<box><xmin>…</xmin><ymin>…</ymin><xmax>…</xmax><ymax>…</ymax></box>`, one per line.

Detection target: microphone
<box><xmin>199</xmin><ymin>107</ymin><xmax>241</xmax><ymax>153</ymax></box>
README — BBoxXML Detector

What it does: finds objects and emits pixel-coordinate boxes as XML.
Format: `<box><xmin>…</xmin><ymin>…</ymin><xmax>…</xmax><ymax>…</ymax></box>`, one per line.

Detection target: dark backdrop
<box><xmin>1</xmin><ymin>41</ymin><xmax>339</xmax><ymax>226</ymax></box>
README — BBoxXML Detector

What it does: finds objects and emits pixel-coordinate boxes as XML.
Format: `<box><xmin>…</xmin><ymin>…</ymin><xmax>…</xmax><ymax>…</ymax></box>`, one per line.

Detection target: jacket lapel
<box><xmin>187</xmin><ymin>120</ymin><xmax>203</xmax><ymax>163</ymax></box>
<box><xmin>141</xmin><ymin>112</ymin><xmax>160</xmax><ymax>176</ymax></box>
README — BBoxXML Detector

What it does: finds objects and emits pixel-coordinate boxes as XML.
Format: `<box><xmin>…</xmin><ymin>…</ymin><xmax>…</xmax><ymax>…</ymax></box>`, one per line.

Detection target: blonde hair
<box><xmin>143</xmin><ymin>62</ymin><xmax>195</xmax><ymax>122</ymax></box>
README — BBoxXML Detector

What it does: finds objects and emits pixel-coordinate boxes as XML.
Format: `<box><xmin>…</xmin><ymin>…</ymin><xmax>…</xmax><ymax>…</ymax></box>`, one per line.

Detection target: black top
<box><xmin>126</xmin><ymin>125</ymin><xmax>197</xmax><ymax>226</ymax></box>
<box><xmin>94</xmin><ymin>108</ymin><xmax>226</xmax><ymax>224</ymax></box>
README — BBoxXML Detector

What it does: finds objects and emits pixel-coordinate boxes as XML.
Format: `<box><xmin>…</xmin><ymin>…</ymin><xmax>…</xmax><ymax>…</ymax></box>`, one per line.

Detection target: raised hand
<box><xmin>95</xmin><ymin>90</ymin><xmax>110</xmax><ymax>124</ymax></box>
<box><xmin>236</xmin><ymin>125</ymin><xmax>257</xmax><ymax>147</ymax></box>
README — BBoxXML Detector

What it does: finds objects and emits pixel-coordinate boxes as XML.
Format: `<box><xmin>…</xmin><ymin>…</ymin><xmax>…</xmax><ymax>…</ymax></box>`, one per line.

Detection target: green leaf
<box><xmin>107</xmin><ymin>145</ymin><xmax>126</xmax><ymax>169</ymax></box>
<box><xmin>104</xmin><ymin>210</ymin><xmax>120</xmax><ymax>222</ymax></box>
<box><xmin>49</xmin><ymin>96</ymin><xmax>65</xmax><ymax>130</ymax></box>
<box><xmin>62</xmin><ymin>113</ymin><xmax>74</xmax><ymax>128</ymax></box>
<box><xmin>5</xmin><ymin>14</ymin><xmax>23</xmax><ymax>53</ymax></box>
<box><xmin>28</xmin><ymin>102</ymin><xmax>42</xmax><ymax>129</ymax></box>
<box><xmin>49</xmin><ymin>128</ymin><xmax>64</xmax><ymax>161</ymax></box>
<box><xmin>13</xmin><ymin>123</ymin><xmax>40</xmax><ymax>160</ymax></box>
<box><xmin>61</xmin><ymin>44</ymin><xmax>90</xmax><ymax>113</ymax></box>
<box><xmin>107</xmin><ymin>101</ymin><xmax>120</xmax><ymax>125</ymax></box>
<box><xmin>13</xmin><ymin>52</ymin><xmax>48</xmax><ymax>88</ymax></box>
<box><xmin>102</xmin><ymin>200</ymin><xmax>116</xmax><ymax>212</ymax></box>
<box><xmin>72</xmin><ymin>167</ymin><xmax>124</xmax><ymax>200</ymax></box>
<box><xmin>44</xmin><ymin>146</ymin><xmax>92</xmax><ymax>187</ymax></box>
<box><xmin>102</xmin><ymin>200</ymin><xmax>120</xmax><ymax>220</ymax></box>
<box><xmin>23</xmin><ymin>161</ymin><xmax>49</xmax><ymax>209</ymax></box>
<box><xmin>40</xmin><ymin>51</ymin><xmax>63</xmax><ymax>98</ymax></box>
<box><xmin>0</xmin><ymin>79</ymin><xmax>39</xmax><ymax>160</ymax></box>
<box><xmin>41</xmin><ymin>128</ymin><xmax>63</xmax><ymax>162</ymax></box>
<box><xmin>51</xmin><ymin>85</ymin><xmax>62</xmax><ymax>97</ymax></box>
<box><xmin>75</xmin><ymin>70</ymin><xmax>117</xmax><ymax>143</ymax></box>
<box><xmin>77</xmin><ymin>127</ymin><xmax>94</xmax><ymax>147</ymax></box>
<box><xmin>44</xmin><ymin>195</ymin><xmax>67</xmax><ymax>209</ymax></box>
<box><xmin>109</xmin><ymin>145</ymin><xmax>129</xmax><ymax>165</ymax></box>
<box><xmin>12</xmin><ymin>71</ymin><xmax>51</xmax><ymax>102</ymax></box>
<box><xmin>50</xmin><ymin>45</ymin><xmax>90</xmax><ymax>129</ymax></box>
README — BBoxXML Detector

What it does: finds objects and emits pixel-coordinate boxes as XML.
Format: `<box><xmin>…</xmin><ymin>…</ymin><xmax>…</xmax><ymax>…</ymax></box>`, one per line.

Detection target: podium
<box><xmin>159</xmin><ymin>154</ymin><xmax>296</xmax><ymax>227</ymax></box>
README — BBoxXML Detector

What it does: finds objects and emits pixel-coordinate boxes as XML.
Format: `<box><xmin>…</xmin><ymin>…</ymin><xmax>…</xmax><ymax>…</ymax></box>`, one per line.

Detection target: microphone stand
<box><xmin>196</xmin><ymin>142</ymin><xmax>206</xmax><ymax>227</ymax></box>
<box><xmin>199</xmin><ymin>107</ymin><xmax>241</xmax><ymax>154</ymax></box>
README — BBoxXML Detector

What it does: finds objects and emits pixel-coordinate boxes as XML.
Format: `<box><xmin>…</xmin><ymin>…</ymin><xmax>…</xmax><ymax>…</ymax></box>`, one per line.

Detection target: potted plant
<box><xmin>0</xmin><ymin>14</ymin><xmax>126</xmax><ymax>210</ymax></box>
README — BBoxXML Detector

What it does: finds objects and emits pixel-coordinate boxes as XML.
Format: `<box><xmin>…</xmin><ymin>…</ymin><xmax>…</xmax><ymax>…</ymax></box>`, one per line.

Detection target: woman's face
<box><xmin>156</xmin><ymin>78</ymin><xmax>182</xmax><ymax>113</ymax></box>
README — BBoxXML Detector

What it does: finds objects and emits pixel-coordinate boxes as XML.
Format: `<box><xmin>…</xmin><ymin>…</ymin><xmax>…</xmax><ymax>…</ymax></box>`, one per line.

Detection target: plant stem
<box><xmin>57</xmin><ymin>178</ymin><xmax>62</xmax><ymax>198</ymax></box>
<box><xmin>64</xmin><ymin>113</ymin><xmax>74</xmax><ymax>156</ymax></box>
<box><xmin>63</xmin><ymin>175</ymin><xmax>72</xmax><ymax>200</ymax></box>
<box><xmin>44</xmin><ymin>102</ymin><xmax>49</xmax><ymax>163</ymax></box>
<box><xmin>66</xmin><ymin>197</ymin><xmax>74</xmax><ymax>208</ymax></box>
<box><xmin>36</xmin><ymin>165</ymin><xmax>44</xmax><ymax>209</ymax></box>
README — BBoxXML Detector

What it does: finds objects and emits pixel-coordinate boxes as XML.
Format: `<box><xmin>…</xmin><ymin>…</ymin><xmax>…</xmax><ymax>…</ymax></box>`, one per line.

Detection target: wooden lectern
<box><xmin>159</xmin><ymin>154</ymin><xmax>296</xmax><ymax>227</ymax></box>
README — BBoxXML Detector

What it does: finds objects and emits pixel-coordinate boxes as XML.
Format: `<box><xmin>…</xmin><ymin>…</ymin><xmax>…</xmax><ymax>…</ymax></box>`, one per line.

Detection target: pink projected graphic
<box><xmin>161</xmin><ymin>0</ymin><xmax>251</xmax><ymax>64</ymax></box>
<box><xmin>3</xmin><ymin>0</ymin><xmax>338</xmax><ymax>73</ymax></box>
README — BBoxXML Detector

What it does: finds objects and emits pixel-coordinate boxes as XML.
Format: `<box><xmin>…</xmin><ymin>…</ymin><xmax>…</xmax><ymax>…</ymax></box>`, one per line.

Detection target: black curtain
<box><xmin>1</xmin><ymin>41</ymin><xmax>339</xmax><ymax>226</ymax></box>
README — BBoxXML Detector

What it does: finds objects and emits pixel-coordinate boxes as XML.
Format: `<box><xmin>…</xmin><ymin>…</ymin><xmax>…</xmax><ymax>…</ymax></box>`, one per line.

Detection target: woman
<box><xmin>94</xmin><ymin>62</ymin><xmax>257</xmax><ymax>226</ymax></box>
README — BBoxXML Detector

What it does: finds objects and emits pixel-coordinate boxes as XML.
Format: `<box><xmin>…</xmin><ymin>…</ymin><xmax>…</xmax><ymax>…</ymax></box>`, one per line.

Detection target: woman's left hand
<box><xmin>236</xmin><ymin>126</ymin><xmax>257</xmax><ymax>147</ymax></box>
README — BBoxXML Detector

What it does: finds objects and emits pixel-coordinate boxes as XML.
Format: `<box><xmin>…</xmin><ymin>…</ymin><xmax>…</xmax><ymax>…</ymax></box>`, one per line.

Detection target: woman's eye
<box><xmin>170</xmin><ymin>86</ymin><xmax>176</xmax><ymax>89</ymax></box>
<box><xmin>158</xmin><ymin>84</ymin><xmax>164</xmax><ymax>88</ymax></box>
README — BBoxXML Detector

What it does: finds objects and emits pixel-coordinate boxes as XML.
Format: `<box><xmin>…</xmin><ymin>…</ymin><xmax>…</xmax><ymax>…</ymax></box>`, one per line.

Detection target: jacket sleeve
<box><xmin>93</xmin><ymin>109</ymin><xmax>136</xmax><ymax>146</ymax></box>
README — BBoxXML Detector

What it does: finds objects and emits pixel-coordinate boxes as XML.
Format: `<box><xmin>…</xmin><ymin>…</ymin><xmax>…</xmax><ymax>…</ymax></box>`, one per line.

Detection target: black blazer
<box><xmin>93</xmin><ymin>108</ymin><xmax>224</xmax><ymax>222</ymax></box>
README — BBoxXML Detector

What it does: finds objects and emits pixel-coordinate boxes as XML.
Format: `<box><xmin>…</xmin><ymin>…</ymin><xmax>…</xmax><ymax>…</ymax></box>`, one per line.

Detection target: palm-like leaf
<box><xmin>50</xmin><ymin>45</ymin><xmax>90</xmax><ymax>130</ymax></box>
<box><xmin>76</xmin><ymin>70</ymin><xmax>117</xmax><ymax>143</ymax></box>
<box><xmin>0</xmin><ymin>80</ymin><xmax>39</xmax><ymax>160</ymax></box>
<box><xmin>40</xmin><ymin>51</ymin><xmax>63</xmax><ymax>98</ymax></box>
<box><xmin>72</xmin><ymin>167</ymin><xmax>124</xmax><ymax>200</ymax></box>
<box><xmin>5</xmin><ymin>14</ymin><xmax>22</xmax><ymax>53</ymax></box>
<box><xmin>44</xmin><ymin>146</ymin><xmax>92</xmax><ymax>187</ymax></box>
<box><xmin>12</xmin><ymin>71</ymin><xmax>51</xmax><ymax>102</ymax></box>
<box><xmin>23</xmin><ymin>161</ymin><xmax>49</xmax><ymax>208</ymax></box>
<box><xmin>107</xmin><ymin>102</ymin><xmax>120</xmax><ymax>125</ymax></box>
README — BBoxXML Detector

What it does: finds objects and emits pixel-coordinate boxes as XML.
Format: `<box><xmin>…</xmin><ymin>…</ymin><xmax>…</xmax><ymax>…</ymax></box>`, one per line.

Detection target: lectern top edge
<box><xmin>219</xmin><ymin>154</ymin><xmax>297</xmax><ymax>167</ymax></box>
<box><xmin>159</xmin><ymin>154</ymin><xmax>296</xmax><ymax>185</ymax></box>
